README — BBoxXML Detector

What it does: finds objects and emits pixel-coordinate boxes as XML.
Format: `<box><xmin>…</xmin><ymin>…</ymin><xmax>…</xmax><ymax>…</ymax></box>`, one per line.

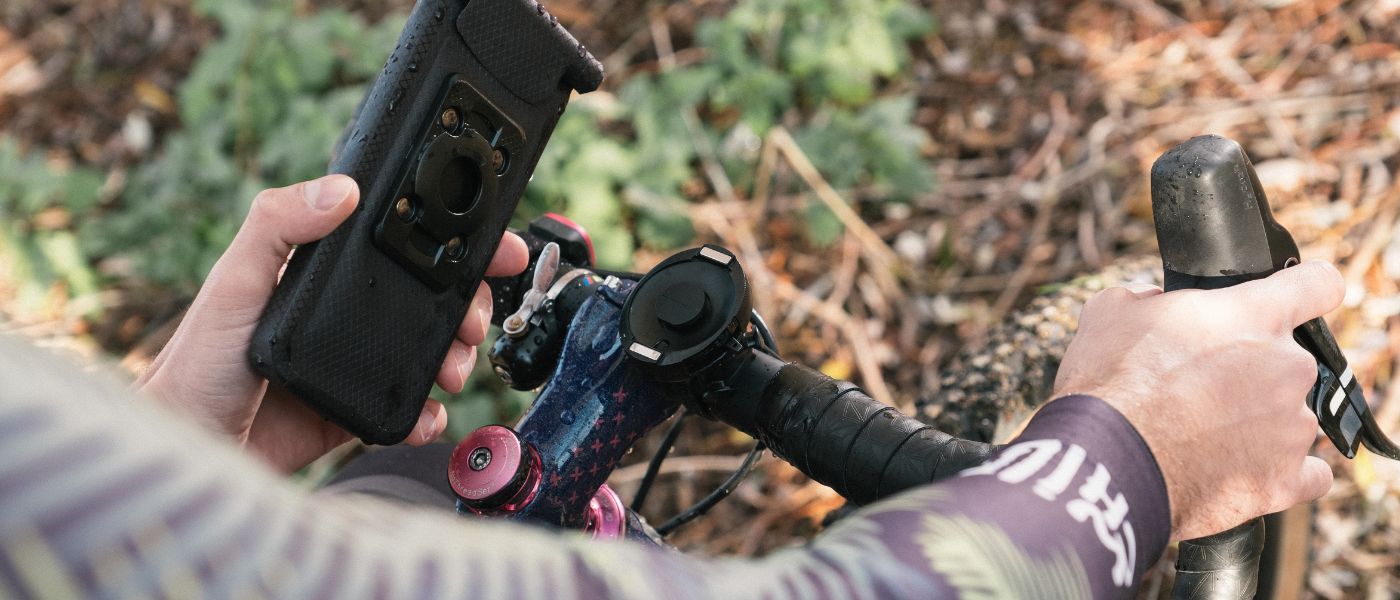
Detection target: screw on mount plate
<box><xmin>440</xmin><ymin>107</ymin><xmax>460</xmax><ymax>131</ymax></box>
<box><xmin>445</xmin><ymin>236</ymin><xmax>464</xmax><ymax>261</ymax></box>
<box><xmin>492</xmin><ymin>148</ymin><xmax>507</xmax><ymax>173</ymax></box>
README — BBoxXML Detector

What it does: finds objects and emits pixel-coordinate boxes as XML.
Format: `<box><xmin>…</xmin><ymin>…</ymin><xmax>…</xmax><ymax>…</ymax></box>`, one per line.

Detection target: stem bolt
<box><xmin>468</xmin><ymin>447</ymin><xmax>492</xmax><ymax>471</ymax></box>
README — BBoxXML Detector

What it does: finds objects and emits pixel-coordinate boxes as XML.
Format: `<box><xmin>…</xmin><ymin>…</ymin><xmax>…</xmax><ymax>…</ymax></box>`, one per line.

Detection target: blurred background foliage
<box><xmin>2</xmin><ymin>1</ymin><xmax>405</xmax><ymax>302</ymax></box>
<box><xmin>525</xmin><ymin>0</ymin><xmax>937</xmax><ymax>265</ymax></box>
<box><xmin>0</xmin><ymin>0</ymin><xmax>940</xmax><ymax>434</ymax></box>
<box><xmin>0</xmin><ymin>0</ymin><xmax>935</xmax><ymax>302</ymax></box>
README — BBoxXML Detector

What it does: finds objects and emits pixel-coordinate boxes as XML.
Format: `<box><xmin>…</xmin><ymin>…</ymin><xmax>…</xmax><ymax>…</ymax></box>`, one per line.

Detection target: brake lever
<box><xmin>1153</xmin><ymin>134</ymin><xmax>1400</xmax><ymax>460</ymax></box>
<box><xmin>1295</xmin><ymin>317</ymin><xmax>1400</xmax><ymax>459</ymax></box>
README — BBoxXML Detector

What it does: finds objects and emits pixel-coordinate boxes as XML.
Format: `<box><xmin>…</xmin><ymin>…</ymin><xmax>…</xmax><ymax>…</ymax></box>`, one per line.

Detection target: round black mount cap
<box><xmin>656</xmin><ymin>282</ymin><xmax>708</xmax><ymax>328</ymax></box>
<box><xmin>415</xmin><ymin>128</ymin><xmax>496</xmax><ymax>217</ymax></box>
<box><xmin>619</xmin><ymin>245</ymin><xmax>751</xmax><ymax>381</ymax></box>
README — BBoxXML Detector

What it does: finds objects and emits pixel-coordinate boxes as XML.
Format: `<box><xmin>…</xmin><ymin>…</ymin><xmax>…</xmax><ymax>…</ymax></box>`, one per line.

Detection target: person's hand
<box><xmin>137</xmin><ymin>175</ymin><xmax>529</xmax><ymax>472</ymax></box>
<box><xmin>1053</xmin><ymin>261</ymin><xmax>1342</xmax><ymax>540</ymax></box>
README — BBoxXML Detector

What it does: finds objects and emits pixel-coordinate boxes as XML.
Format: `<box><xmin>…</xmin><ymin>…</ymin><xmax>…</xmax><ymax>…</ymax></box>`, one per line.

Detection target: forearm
<box><xmin>0</xmin><ymin>336</ymin><xmax>1166</xmax><ymax>599</ymax></box>
<box><xmin>790</xmin><ymin>395</ymin><xmax>1170</xmax><ymax>599</ymax></box>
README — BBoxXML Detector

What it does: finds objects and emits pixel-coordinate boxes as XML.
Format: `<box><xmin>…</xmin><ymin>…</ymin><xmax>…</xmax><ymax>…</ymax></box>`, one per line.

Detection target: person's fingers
<box><xmin>139</xmin><ymin>176</ymin><xmax>360</xmax><ymax>416</ymax></box>
<box><xmin>1294</xmin><ymin>456</ymin><xmax>1334</xmax><ymax>502</ymax></box>
<box><xmin>1082</xmin><ymin>286</ymin><xmax>1143</xmax><ymax>316</ymax></box>
<box><xmin>247</xmin><ymin>384</ymin><xmax>356</xmax><ymax>473</ymax></box>
<box><xmin>485</xmin><ymin>231</ymin><xmax>529</xmax><ymax>277</ymax></box>
<box><xmin>458</xmin><ymin>284</ymin><xmax>493</xmax><ymax>347</ymax></box>
<box><xmin>203</xmin><ymin>175</ymin><xmax>360</xmax><ymax>314</ymax></box>
<box><xmin>1280</xmin><ymin>342</ymin><xmax>1321</xmax><ymax>394</ymax></box>
<box><xmin>1265</xmin><ymin>456</ymin><xmax>1333</xmax><ymax>516</ymax></box>
<box><xmin>434</xmin><ymin>341</ymin><xmax>477</xmax><ymax>394</ymax></box>
<box><xmin>1286</xmin><ymin>403</ymin><xmax>1319</xmax><ymax>452</ymax></box>
<box><xmin>406</xmin><ymin>400</ymin><xmax>448</xmax><ymax>446</ymax></box>
<box><xmin>1227</xmin><ymin>260</ymin><xmax>1344</xmax><ymax>333</ymax></box>
<box><xmin>1121</xmin><ymin>282</ymin><xmax>1164</xmax><ymax>299</ymax></box>
<box><xmin>1259</xmin><ymin>407</ymin><xmax>1329</xmax><ymax>515</ymax></box>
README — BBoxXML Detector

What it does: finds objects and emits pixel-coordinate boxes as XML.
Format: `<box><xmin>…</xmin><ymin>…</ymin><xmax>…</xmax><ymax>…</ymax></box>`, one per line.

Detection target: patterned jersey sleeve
<box><xmin>794</xmin><ymin>394</ymin><xmax>1172</xmax><ymax>599</ymax></box>
<box><xmin>0</xmin><ymin>334</ymin><xmax>1168</xmax><ymax>600</ymax></box>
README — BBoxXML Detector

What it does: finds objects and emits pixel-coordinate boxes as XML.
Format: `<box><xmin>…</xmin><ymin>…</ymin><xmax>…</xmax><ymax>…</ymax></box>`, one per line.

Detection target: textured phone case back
<box><xmin>249</xmin><ymin>0</ymin><xmax>602</xmax><ymax>445</ymax></box>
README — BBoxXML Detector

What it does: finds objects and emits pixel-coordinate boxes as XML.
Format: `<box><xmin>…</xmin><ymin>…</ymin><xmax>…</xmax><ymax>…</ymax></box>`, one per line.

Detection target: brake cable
<box><xmin>656</xmin><ymin>441</ymin><xmax>768</xmax><ymax>536</ymax></box>
<box><xmin>631</xmin><ymin>408</ymin><xmax>690</xmax><ymax>512</ymax></box>
<box><xmin>634</xmin><ymin>310</ymin><xmax>779</xmax><ymax>535</ymax></box>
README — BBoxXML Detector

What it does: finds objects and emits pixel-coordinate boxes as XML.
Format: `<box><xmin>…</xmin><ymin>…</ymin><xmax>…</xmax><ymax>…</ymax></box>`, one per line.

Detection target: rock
<box><xmin>918</xmin><ymin>256</ymin><xmax>1161</xmax><ymax>441</ymax></box>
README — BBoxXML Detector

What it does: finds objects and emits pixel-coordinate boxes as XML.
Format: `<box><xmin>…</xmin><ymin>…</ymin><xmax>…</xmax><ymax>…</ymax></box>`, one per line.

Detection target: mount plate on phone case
<box><xmin>374</xmin><ymin>75</ymin><xmax>526</xmax><ymax>292</ymax></box>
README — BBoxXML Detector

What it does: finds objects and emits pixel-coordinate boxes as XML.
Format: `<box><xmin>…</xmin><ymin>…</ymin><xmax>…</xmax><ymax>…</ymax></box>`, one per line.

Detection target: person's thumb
<box><xmin>137</xmin><ymin>175</ymin><xmax>359</xmax><ymax>423</ymax></box>
<box><xmin>201</xmin><ymin>175</ymin><xmax>359</xmax><ymax>314</ymax></box>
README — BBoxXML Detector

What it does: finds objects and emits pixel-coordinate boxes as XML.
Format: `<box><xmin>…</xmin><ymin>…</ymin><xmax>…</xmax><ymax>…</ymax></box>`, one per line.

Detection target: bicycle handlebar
<box><xmin>484</xmin><ymin>226</ymin><xmax>997</xmax><ymax>513</ymax></box>
<box><xmin>1171</xmin><ymin>519</ymin><xmax>1266</xmax><ymax>599</ymax></box>
<box><xmin>707</xmin><ymin>349</ymin><xmax>998</xmax><ymax>505</ymax></box>
<box><xmin>1152</xmin><ymin>135</ymin><xmax>1279</xmax><ymax>599</ymax></box>
<box><xmin>463</xmin><ymin>134</ymin><xmax>1368</xmax><ymax>597</ymax></box>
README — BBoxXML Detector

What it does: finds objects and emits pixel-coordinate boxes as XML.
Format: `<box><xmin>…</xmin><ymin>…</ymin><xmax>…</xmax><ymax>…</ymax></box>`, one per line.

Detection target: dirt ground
<box><xmin>7</xmin><ymin>0</ymin><xmax>1400</xmax><ymax>597</ymax></box>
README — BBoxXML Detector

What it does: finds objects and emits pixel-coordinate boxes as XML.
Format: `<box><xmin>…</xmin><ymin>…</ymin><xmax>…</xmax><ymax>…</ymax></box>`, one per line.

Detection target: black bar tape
<box><xmin>754</xmin><ymin>366</ymin><xmax>858</xmax><ymax>477</ymax></box>
<box><xmin>873</xmin><ymin>426</ymin><xmax>939</xmax><ymax>498</ymax></box>
<box><xmin>801</xmin><ymin>390</ymin><xmax>889</xmax><ymax>495</ymax></box>
<box><xmin>750</xmin><ymin>361</ymin><xmax>997</xmax><ymax>505</ymax></box>
<box><xmin>1171</xmin><ymin>520</ymin><xmax>1264</xmax><ymax>599</ymax></box>
<box><xmin>879</xmin><ymin>428</ymin><xmax>992</xmax><ymax>500</ymax></box>
<box><xmin>842</xmin><ymin>407</ymin><xmax>923</xmax><ymax>505</ymax></box>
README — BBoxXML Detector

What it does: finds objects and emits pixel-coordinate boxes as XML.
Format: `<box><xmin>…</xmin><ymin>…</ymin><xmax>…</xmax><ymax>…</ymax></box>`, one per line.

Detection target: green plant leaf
<box><xmin>625</xmin><ymin>185</ymin><xmax>694</xmax><ymax>249</ymax></box>
<box><xmin>565</xmin><ymin>181</ymin><xmax>633</xmax><ymax>269</ymax></box>
<box><xmin>805</xmin><ymin>200</ymin><xmax>844</xmax><ymax>246</ymax></box>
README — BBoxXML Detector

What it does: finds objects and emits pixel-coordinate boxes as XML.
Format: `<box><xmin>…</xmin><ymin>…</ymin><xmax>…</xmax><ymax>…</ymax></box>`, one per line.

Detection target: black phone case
<box><xmin>249</xmin><ymin>0</ymin><xmax>602</xmax><ymax>445</ymax></box>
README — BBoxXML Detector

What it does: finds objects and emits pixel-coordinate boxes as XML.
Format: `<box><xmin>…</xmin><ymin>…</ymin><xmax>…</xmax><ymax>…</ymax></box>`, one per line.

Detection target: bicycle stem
<box><xmin>465</xmin><ymin>240</ymin><xmax>1000</xmax><ymax>540</ymax></box>
<box><xmin>453</xmin><ymin>277</ymin><xmax>684</xmax><ymax>535</ymax></box>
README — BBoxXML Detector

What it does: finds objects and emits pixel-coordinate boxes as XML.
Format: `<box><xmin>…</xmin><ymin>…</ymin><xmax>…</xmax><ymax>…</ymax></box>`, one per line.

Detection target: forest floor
<box><xmin>6</xmin><ymin>0</ymin><xmax>1400</xmax><ymax>597</ymax></box>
